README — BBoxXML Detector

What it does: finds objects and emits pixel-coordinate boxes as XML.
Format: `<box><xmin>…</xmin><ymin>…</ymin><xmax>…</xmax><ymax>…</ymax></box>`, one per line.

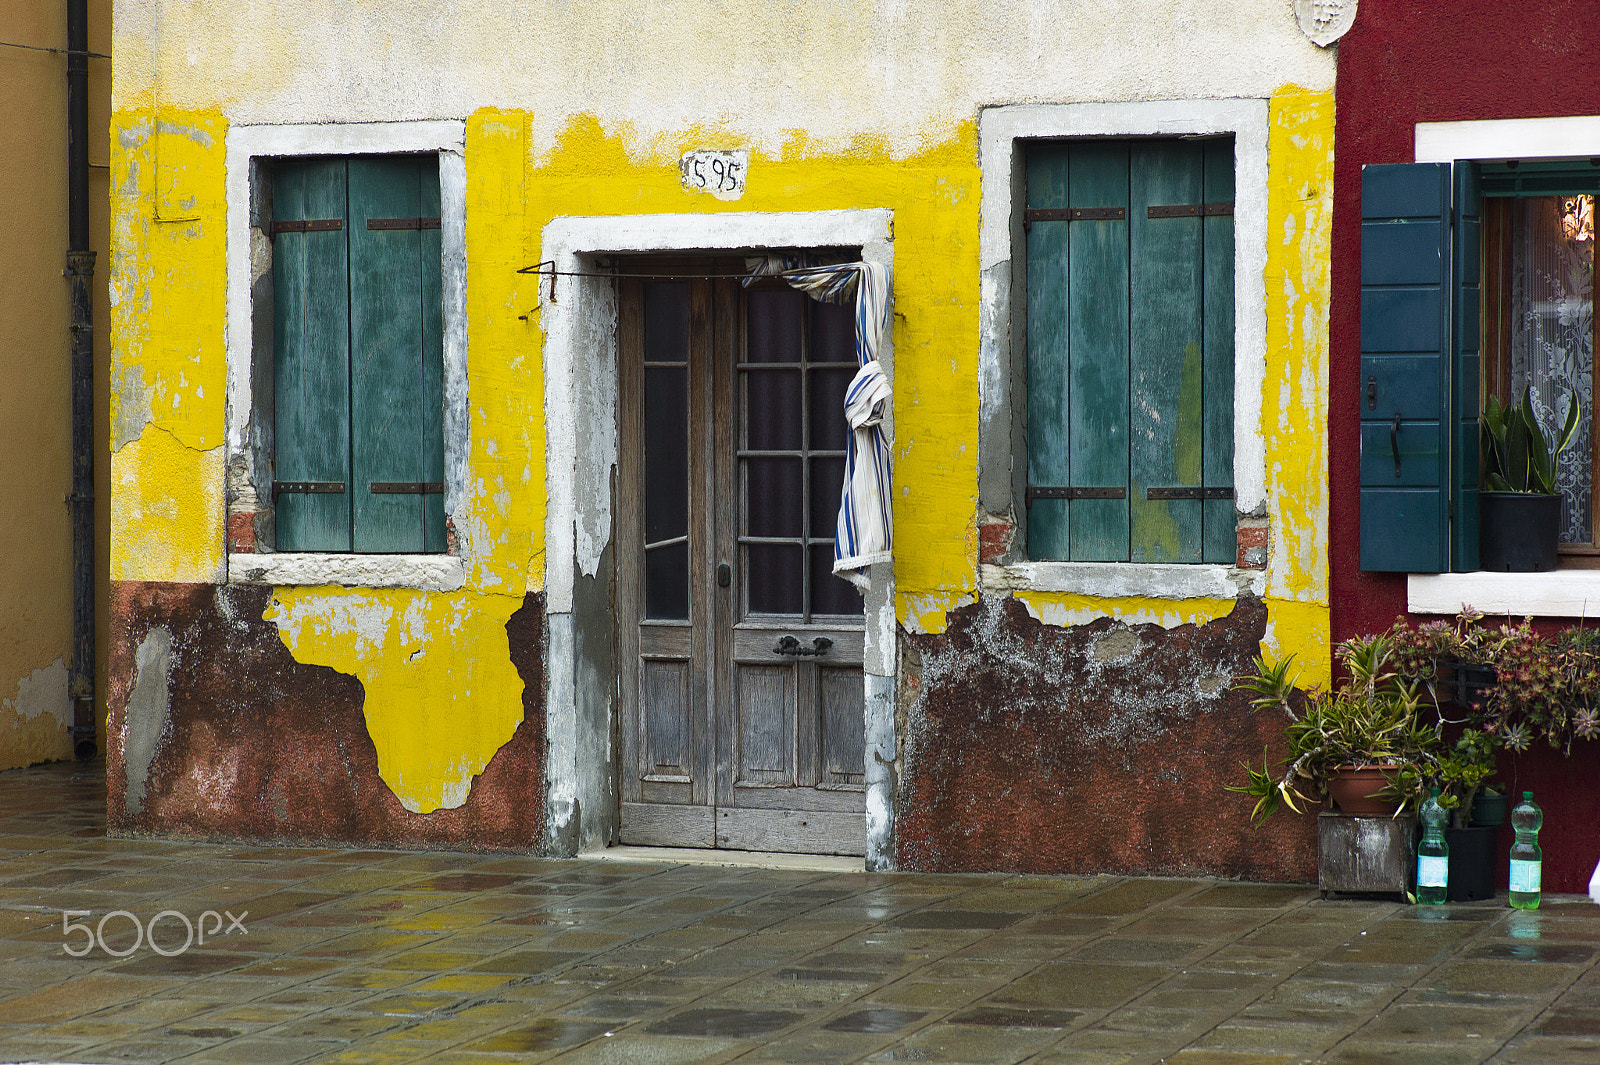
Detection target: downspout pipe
<box><xmin>66</xmin><ymin>0</ymin><xmax>97</xmax><ymax>759</ymax></box>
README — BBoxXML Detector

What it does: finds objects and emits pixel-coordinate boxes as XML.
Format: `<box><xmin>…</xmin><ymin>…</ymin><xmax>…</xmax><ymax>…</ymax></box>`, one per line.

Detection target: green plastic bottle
<box><xmin>1509</xmin><ymin>791</ymin><xmax>1543</xmax><ymax>910</ymax></box>
<box><xmin>1417</xmin><ymin>788</ymin><xmax>1449</xmax><ymax>905</ymax></box>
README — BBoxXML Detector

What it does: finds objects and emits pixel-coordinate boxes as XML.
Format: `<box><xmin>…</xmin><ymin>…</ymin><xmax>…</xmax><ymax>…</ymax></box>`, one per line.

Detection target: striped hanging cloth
<box><xmin>745</xmin><ymin>256</ymin><xmax>892</xmax><ymax>587</ymax></box>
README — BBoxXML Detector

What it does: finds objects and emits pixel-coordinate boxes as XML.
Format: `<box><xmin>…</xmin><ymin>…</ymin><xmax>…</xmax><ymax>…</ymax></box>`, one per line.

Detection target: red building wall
<box><xmin>1333</xmin><ymin>0</ymin><xmax>1600</xmax><ymax>892</ymax></box>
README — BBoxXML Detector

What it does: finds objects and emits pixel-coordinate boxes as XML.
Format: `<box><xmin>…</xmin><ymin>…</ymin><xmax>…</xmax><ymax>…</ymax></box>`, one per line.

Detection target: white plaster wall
<box><xmin>113</xmin><ymin>1</ymin><xmax>1333</xmax><ymax>142</ymax></box>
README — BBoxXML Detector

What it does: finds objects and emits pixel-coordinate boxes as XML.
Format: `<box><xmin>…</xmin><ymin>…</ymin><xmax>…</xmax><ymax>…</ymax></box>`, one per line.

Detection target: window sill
<box><xmin>981</xmin><ymin>561</ymin><xmax>1264</xmax><ymax>600</ymax></box>
<box><xmin>1408</xmin><ymin>570</ymin><xmax>1600</xmax><ymax>618</ymax></box>
<box><xmin>228</xmin><ymin>553</ymin><xmax>466</xmax><ymax>592</ymax></box>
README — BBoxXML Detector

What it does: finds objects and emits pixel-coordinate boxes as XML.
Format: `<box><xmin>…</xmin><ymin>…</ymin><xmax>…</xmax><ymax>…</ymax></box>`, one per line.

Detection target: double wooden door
<box><xmin>617</xmin><ymin>264</ymin><xmax>867</xmax><ymax>856</ymax></box>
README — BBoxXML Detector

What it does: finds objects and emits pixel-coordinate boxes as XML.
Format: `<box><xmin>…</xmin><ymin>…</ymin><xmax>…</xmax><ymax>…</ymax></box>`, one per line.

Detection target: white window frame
<box><xmin>1409</xmin><ymin>115</ymin><xmax>1600</xmax><ymax>617</ymax></box>
<box><xmin>223</xmin><ymin>120</ymin><xmax>469</xmax><ymax>591</ymax></box>
<box><xmin>976</xmin><ymin>99</ymin><xmax>1269</xmax><ymax>599</ymax></box>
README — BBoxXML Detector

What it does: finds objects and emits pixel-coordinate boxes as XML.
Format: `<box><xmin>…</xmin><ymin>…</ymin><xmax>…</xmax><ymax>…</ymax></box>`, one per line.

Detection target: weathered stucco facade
<box><xmin>107</xmin><ymin>0</ymin><xmax>1336</xmax><ymax>876</ymax></box>
<box><xmin>0</xmin><ymin>0</ymin><xmax>112</xmax><ymax>772</ymax></box>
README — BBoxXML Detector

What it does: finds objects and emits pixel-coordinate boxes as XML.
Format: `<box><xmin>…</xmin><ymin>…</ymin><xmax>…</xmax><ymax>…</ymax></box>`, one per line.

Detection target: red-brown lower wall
<box><xmin>106</xmin><ymin>581</ymin><xmax>546</xmax><ymax>851</ymax></box>
<box><xmin>895</xmin><ymin>595</ymin><xmax>1318</xmax><ymax>882</ymax></box>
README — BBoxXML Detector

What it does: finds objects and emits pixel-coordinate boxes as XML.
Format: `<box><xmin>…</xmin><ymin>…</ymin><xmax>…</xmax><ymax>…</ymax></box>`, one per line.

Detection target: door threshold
<box><xmin>584</xmin><ymin>844</ymin><xmax>863</xmax><ymax>873</ymax></box>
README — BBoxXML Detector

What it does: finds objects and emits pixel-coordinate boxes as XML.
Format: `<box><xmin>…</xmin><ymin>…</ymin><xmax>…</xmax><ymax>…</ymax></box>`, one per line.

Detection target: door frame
<box><xmin>540</xmin><ymin>209</ymin><xmax>897</xmax><ymax>868</ymax></box>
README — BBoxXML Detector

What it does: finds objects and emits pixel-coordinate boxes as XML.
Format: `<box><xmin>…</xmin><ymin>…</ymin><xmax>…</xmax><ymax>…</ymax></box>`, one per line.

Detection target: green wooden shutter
<box><xmin>348</xmin><ymin>156</ymin><xmax>439</xmax><ymax>553</ymax></box>
<box><xmin>273</xmin><ymin>159</ymin><xmax>353</xmax><ymax>552</ymax></box>
<box><xmin>1201</xmin><ymin>139</ymin><xmax>1237</xmax><ymax>564</ymax></box>
<box><xmin>273</xmin><ymin>155</ymin><xmax>444</xmax><ymax>555</ymax></box>
<box><xmin>1130</xmin><ymin>141</ymin><xmax>1205</xmax><ymax>564</ymax></box>
<box><xmin>1025</xmin><ymin>140</ymin><xmax>1233</xmax><ymax>564</ymax></box>
<box><xmin>1359</xmin><ymin>163</ymin><xmax>1452</xmax><ymax>572</ymax></box>
<box><xmin>1452</xmin><ymin>162</ymin><xmax>1481</xmax><ymax>571</ymax></box>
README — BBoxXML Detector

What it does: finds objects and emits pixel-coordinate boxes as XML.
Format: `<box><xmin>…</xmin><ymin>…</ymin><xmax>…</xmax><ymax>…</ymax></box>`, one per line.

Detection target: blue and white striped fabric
<box><xmin>745</xmin><ymin>256</ymin><xmax>892</xmax><ymax>585</ymax></box>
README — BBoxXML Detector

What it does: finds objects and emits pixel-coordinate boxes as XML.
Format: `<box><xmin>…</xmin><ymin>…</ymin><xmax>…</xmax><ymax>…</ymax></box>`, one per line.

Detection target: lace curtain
<box><xmin>1510</xmin><ymin>195</ymin><xmax>1595</xmax><ymax>544</ymax></box>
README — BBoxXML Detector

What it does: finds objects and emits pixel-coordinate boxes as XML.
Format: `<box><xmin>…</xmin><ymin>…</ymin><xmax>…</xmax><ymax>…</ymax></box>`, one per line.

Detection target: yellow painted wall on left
<box><xmin>0</xmin><ymin>0</ymin><xmax>112</xmax><ymax>771</ymax></box>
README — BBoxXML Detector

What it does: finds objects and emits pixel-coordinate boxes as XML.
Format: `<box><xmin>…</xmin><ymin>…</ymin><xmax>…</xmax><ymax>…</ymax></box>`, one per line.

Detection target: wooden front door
<box><xmin>617</xmin><ymin>264</ymin><xmax>867</xmax><ymax>856</ymax></box>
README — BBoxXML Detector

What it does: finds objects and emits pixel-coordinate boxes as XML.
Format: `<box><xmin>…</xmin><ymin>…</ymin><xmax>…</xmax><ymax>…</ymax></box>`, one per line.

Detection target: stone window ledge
<box><xmin>228</xmin><ymin>553</ymin><xmax>466</xmax><ymax>592</ymax></box>
<box><xmin>1409</xmin><ymin>570</ymin><xmax>1600</xmax><ymax>619</ymax></box>
<box><xmin>981</xmin><ymin>562</ymin><xmax>1265</xmax><ymax>600</ymax></box>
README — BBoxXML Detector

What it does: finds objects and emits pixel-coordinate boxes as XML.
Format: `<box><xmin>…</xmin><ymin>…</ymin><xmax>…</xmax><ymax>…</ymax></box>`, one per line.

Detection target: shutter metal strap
<box><xmin>370</xmin><ymin>482</ymin><xmax>445</xmax><ymax>495</ymax></box>
<box><xmin>273</xmin><ymin>481</ymin><xmax>345</xmax><ymax>497</ymax></box>
<box><xmin>270</xmin><ymin>219</ymin><xmax>342</xmax><ymax>235</ymax></box>
<box><xmin>1023</xmin><ymin>207</ymin><xmax>1127</xmax><ymax>222</ymax></box>
<box><xmin>1147</xmin><ymin>202</ymin><xmax>1235</xmax><ymax>218</ymax></box>
<box><xmin>367</xmin><ymin>217</ymin><xmax>442</xmax><ymax>231</ymax></box>
<box><xmin>1144</xmin><ymin>487</ymin><xmax>1236</xmax><ymax>500</ymax></box>
<box><xmin>1025</xmin><ymin>486</ymin><xmax>1126</xmax><ymax>506</ymax></box>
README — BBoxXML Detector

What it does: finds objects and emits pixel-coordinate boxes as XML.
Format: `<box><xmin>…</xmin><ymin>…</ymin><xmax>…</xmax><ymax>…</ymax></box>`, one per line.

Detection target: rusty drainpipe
<box><xmin>66</xmin><ymin>0</ymin><xmax>97</xmax><ymax>759</ymax></box>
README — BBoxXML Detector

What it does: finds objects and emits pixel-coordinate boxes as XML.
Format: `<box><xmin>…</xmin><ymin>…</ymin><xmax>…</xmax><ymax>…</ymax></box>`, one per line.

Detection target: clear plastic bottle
<box><xmin>1509</xmin><ymin>791</ymin><xmax>1543</xmax><ymax>910</ymax></box>
<box><xmin>1417</xmin><ymin>787</ymin><xmax>1449</xmax><ymax>905</ymax></box>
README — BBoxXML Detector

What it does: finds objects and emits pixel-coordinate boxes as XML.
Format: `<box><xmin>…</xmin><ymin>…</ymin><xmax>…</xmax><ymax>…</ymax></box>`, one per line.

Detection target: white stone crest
<box><xmin>1293</xmin><ymin>0</ymin><xmax>1357</xmax><ymax>47</ymax></box>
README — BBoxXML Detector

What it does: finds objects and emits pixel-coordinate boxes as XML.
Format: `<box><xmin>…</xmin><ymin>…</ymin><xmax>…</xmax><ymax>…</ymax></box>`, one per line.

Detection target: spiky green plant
<box><xmin>1229</xmin><ymin>635</ymin><xmax>1442</xmax><ymax>825</ymax></box>
<box><xmin>1482</xmin><ymin>385</ymin><xmax>1580</xmax><ymax>494</ymax></box>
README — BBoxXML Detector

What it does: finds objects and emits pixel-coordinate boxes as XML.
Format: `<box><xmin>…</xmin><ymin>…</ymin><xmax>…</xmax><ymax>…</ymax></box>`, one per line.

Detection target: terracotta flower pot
<box><xmin>1327</xmin><ymin>765</ymin><xmax>1399</xmax><ymax>816</ymax></box>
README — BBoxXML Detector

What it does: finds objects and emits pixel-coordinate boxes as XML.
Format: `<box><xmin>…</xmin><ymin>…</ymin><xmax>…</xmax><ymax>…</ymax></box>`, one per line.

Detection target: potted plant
<box><xmin>1395</xmin><ymin>729</ymin><xmax>1502</xmax><ymax>900</ymax></box>
<box><xmin>1479</xmin><ymin>386</ymin><xmax>1579</xmax><ymax>572</ymax></box>
<box><xmin>1233</xmin><ymin>635</ymin><xmax>1438</xmax><ymax>822</ymax></box>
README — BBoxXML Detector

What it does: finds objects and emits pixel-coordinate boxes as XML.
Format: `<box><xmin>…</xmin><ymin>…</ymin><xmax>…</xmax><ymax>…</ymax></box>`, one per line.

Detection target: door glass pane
<box><xmin>643</xmin><ymin>282</ymin><xmax>690</xmax><ymax>619</ymax></box>
<box><xmin>644</xmin><ymin>283</ymin><xmax>690</xmax><ymax>363</ymax></box>
<box><xmin>808</xmin><ymin>367</ymin><xmax>854</xmax><ymax>448</ymax></box>
<box><xmin>645</xmin><ymin>543</ymin><xmax>689</xmax><ymax>620</ymax></box>
<box><xmin>747</xmin><ymin>288</ymin><xmax>805</xmax><ymax>363</ymax></box>
<box><xmin>811</xmin><ymin>543</ymin><xmax>862</xmax><ymax>616</ymax></box>
<box><xmin>1508</xmin><ymin>195</ymin><xmax>1595</xmax><ymax>545</ymax></box>
<box><xmin>810</xmin><ymin>299</ymin><xmax>856</xmax><ymax>363</ymax></box>
<box><xmin>810</xmin><ymin>456</ymin><xmax>845</xmax><ymax>538</ymax></box>
<box><xmin>745</xmin><ymin>369</ymin><xmax>803</xmax><ymax>450</ymax></box>
<box><xmin>747</xmin><ymin>544</ymin><xmax>803</xmax><ymax>614</ymax></box>
<box><xmin>644</xmin><ymin>366</ymin><xmax>689</xmax><ymax>543</ymax></box>
<box><xmin>746</xmin><ymin>457</ymin><xmax>804</xmax><ymax>537</ymax></box>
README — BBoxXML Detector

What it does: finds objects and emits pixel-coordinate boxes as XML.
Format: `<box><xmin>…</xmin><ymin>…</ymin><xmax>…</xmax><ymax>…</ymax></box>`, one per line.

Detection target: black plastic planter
<box><xmin>1445</xmin><ymin>825</ymin><xmax>1497</xmax><ymax>902</ymax></box>
<box><xmin>1479</xmin><ymin>492</ymin><xmax>1560</xmax><ymax>572</ymax></box>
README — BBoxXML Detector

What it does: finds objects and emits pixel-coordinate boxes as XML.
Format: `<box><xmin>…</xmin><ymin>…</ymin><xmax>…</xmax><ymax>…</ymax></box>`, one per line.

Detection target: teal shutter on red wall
<box><xmin>273</xmin><ymin>155</ymin><xmax>445</xmax><ymax>554</ymax></box>
<box><xmin>1452</xmin><ymin>162</ymin><xmax>1482</xmax><ymax>572</ymax></box>
<box><xmin>1359</xmin><ymin>163</ymin><xmax>1453</xmax><ymax>572</ymax></box>
<box><xmin>1358</xmin><ymin>161</ymin><xmax>1482</xmax><ymax>573</ymax></box>
<box><xmin>1026</xmin><ymin>139</ymin><xmax>1235</xmax><ymax>563</ymax></box>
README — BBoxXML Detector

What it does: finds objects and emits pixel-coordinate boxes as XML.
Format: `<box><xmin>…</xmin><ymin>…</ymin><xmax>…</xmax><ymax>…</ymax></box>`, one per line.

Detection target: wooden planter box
<box><xmin>1318</xmin><ymin>812</ymin><xmax>1416</xmax><ymax>898</ymax></box>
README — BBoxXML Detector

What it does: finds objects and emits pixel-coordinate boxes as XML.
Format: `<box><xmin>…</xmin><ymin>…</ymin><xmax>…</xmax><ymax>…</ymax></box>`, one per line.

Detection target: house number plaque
<box><xmin>680</xmin><ymin>149</ymin><xmax>748</xmax><ymax>201</ymax></box>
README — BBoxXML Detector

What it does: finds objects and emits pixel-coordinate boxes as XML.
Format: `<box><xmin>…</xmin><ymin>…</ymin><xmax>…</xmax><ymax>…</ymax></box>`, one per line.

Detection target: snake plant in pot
<box><xmin>1480</xmin><ymin>386</ymin><xmax>1580</xmax><ymax>571</ymax></box>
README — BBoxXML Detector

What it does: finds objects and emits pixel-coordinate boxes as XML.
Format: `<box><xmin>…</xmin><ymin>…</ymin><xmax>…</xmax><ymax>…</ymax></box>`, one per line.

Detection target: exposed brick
<box><xmin>1236</xmin><ymin>523</ymin><xmax>1268</xmax><ymax>569</ymax></box>
<box><xmin>978</xmin><ymin>521</ymin><xmax>1013</xmax><ymax>564</ymax></box>
<box><xmin>227</xmin><ymin>510</ymin><xmax>256</xmax><ymax>554</ymax></box>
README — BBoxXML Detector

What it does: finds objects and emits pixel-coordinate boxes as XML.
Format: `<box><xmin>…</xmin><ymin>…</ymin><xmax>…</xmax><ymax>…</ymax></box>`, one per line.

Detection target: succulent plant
<box><xmin>1481</xmin><ymin>385</ymin><xmax>1580</xmax><ymax>495</ymax></box>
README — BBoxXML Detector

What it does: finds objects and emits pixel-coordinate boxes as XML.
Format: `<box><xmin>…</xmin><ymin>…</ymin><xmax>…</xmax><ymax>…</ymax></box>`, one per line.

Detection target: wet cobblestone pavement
<box><xmin>4</xmin><ymin>761</ymin><xmax>1600</xmax><ymax>1064</ymax></box>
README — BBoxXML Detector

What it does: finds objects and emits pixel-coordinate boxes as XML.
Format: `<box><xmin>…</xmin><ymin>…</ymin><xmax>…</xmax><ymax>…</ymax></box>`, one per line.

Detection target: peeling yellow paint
<box><xmin>266</xmin><ymin>588</ymin><xmax>527</xmax><ymax>813</ymax></box>
<box><xmin>110</xmin><ymin>427</ymin><xmax>225</xmax><ymax>583</ymax></box>
<box><xmin>461</xmin><ymin>109</ymin><xmax>542</xmax><ymax>594</ymax></box>
<box><xmin>1015</xmin><ymin>592</ymin><xmax>1239</xmax><ymax>631</ymax></box>
<box><xmin>109</xmin><ymin>107</ymin><xmax>230</xmax><ymax>587</ymax></box>
<box><xmin>109</xmin><ymin>109</ymin><xmax>228</xmax><ymax>455</ymax></box>
<box><xmin>1263</xmin><ymin>85</ymin><xmax>1332</xmax><ymax>615</ymax></box>
<box><xmin>1262</xmin><ymin>596</ymin><xmax>1332</xmax><ymax>689</ymax></box>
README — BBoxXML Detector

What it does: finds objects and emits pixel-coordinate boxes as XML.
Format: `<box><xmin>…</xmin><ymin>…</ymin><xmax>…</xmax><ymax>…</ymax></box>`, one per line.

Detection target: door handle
<box><xmin>1390</xmin><ymin>413</ymin><xmax>1402</xmax><ymax>478</ymax></box>
<box><xmin>773</xmin><ymin>635</ymin><xmax>833</xmax><ymax>657</ymax></box>
<box><xmin>717</xmin><ymin>563</ymin><xmax>731</xmax><ymax>588</ymax></box>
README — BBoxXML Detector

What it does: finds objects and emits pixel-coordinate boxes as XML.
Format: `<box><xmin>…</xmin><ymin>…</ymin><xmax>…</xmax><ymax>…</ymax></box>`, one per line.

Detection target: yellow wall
<box><xmin>108</xmin><ymin>86</ymin><xmax>1333</xmax><ymax>804</ymax></box>
<box><xmin>0</xmin><ymin>0</ymin><xmax>112</xmax><ymax>770</ymax></box>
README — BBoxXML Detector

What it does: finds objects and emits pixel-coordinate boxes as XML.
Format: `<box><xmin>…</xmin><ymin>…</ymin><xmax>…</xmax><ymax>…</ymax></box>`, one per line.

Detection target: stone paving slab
<box><xmin>3</xmin><ymin>760</ymin><xmax>1600</xmax><ymax>1064</ymax></box>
